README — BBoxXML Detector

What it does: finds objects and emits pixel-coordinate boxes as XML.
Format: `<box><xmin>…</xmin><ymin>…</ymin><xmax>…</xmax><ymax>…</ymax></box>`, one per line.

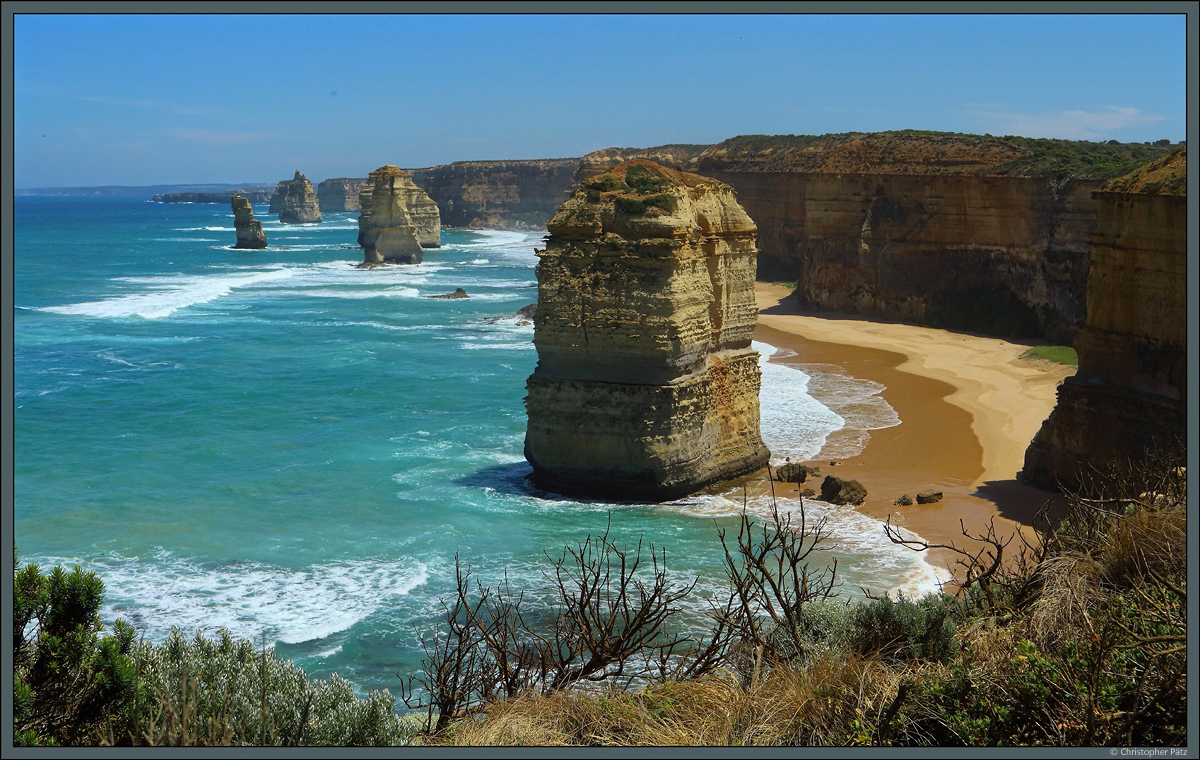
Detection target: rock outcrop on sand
<box><xmin>524</xmin><ymin>160</ymin><xmax>770</xmax><ymax>500</ymax></box>
<box><xmin>357</xmin><ymin>165</ymin><xmax>441</xmax><ymax>266</ymax></box>
<box><xmin>230</xmin><ymin>194</ymin><xmax>267</xmax><ymax>249</ymax></box>
<box><xmin>409</xmin><ymin>159</ymin><xmax>579</xmax><ymax>230</ymax></box>
<box><xmin>275</xmin><ymin>171</ymin><xmax>322</xmax><ymax>224</ymax></box>
<box><xmin>1021</xmin><ymin>148</ymin><xmax>1187</xmax><ymax>492</ymax></box>
<box><xmin>317</xmin><ymin>178</ymin><xmax>368</xmax><ymax>212</ymax></box>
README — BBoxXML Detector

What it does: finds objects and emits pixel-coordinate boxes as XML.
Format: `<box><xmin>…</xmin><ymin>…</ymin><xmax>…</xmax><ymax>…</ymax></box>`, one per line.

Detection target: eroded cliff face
<box><xmin>699</xmin><ymin>170</ymin><xmax>1099</xmax><ymax>342</ymax></box>
<box><xmin>276</xmin><ymin>171</ymin><xmax>322</xmax><ymax>224</ymax></box>
<box><xmin>525</xmin><ymin>160</ymin><xmax>770</xmax><ymax>500</ymax></box>
<box><xmin>317</xmin><ymin>178</ymin><xmax>367</xmax><ymax>212</ymax></box>
<box><xmin>1022</xmin><ymin>148</ymin><xmax>1187</xmax><ymax>492</ymax></box>
<box><xmin>230</xmin><ymin>194</ymin><xmax>267</xmax><ymax>249</ymax></box>
<box><xmin>409</xmin><ymin>159</ymin><xmax>578</xmax><ymax>230</ymax></box>
<box><xmin>357</xmin><ymin>165</ymin><xmax>440</xmax><ymax>266</ymax></box>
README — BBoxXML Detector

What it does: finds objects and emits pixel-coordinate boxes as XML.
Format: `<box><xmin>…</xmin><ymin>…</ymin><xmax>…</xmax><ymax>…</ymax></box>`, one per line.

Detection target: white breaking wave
<box><xmin>755</xmin><ymin>341</ymin><xmax>845</xmax><ymax>461</ymax></box>
<box><xmin>59</xmin><ymin>552</ymin><xmax>431</xmax><ymax>644</ymax></box>
<box><xmin>40</xmin><ymin>268</ymin><xmax>297</xmax><ymax>319</ymax></box>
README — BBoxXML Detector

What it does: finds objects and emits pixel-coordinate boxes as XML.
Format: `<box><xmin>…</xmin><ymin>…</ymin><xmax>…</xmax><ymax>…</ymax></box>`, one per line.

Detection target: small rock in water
<box><xmin>894</xmin><ymin>493</ymin><xmax>913</xmax><ymax>506</ymax></box>
<box><xmin>428</xmin><ymin>288</ymin><xmax>469</xmax><ymax>299</ymax></box>
<box><xmin>916</xmin><ymin>489</ymin><xmax>944</xmax><ymax>504</ymax></box>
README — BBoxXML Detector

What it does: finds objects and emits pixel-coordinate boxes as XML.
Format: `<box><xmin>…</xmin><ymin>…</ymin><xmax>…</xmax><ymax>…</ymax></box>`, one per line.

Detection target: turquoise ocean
<box><xmin>13</xmin><ymin>196</ymin><xmax>944</xmax><ymax>699</ymax></box>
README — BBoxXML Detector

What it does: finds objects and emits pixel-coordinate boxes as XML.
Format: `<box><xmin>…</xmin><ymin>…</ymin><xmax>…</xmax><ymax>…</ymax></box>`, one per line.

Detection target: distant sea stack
<box><xmin>357</xmin><ymin>165</ymin><xmax>441</xmax><ymax>266</ymax></box>
<box><xmin>317</xmin><ymin>177</ymin><xmax>368</xmax><ymax>212</ymax></box>
<box><xmin>1021</xmin><ymin>147</ymin><xmax>1187</xmax><ymax>492</ymax></box>
<box><xmin>230</xmin><ymin>194</ymin><xmax>267</xmax><ymax>249</ymax></box>
<box><xmin>275</xmin><ymin>171</ymin><xmax>322</xmax><ymax>224</ymax></box>
<box><xmin>524</xmin><ymin>160</ymin><xmax>770</xmax><ymax>500</ymax></box>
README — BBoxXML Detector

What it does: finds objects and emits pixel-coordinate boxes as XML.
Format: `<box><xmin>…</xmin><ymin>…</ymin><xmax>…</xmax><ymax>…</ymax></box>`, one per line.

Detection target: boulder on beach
<box><xmin>916</xmin><ymin>489</ymin><xmax>944</xmax><ymax>504</ymax></box>
<box><xmin>820</xmin><ymin>475</ymin><xmax>867</xmax><ymax>505</ymax></box>
<box><xmin>776</xmin><ymin>462</ymin><xmax>820</xmax><ymax>483</ymax></box>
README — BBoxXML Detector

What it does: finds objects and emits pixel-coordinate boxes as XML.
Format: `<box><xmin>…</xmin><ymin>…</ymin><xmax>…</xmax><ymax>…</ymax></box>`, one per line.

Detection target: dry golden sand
<box><xmin>751</xmin><ymin>283</ymin><xmax>1074</xmax><ymax>584</ymax></box>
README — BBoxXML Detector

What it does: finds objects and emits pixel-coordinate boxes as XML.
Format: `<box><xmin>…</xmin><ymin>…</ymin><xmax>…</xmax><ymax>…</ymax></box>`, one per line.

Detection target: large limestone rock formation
<box><xmin>1021</xmin><ymin>148</ymin><xmax>1187</xmax><ymax>492</ymax></box>
<box><xmin>276</xmin><ymin>171</ymin><xmax>322</xmax><ymax>224</ymax></box>
<box><xmin>525</xmin><ymin>160</ymin><xmax>770</xmax><ymax>500</ymax></box>
<box><xmin>230</xmin><ymin>194</ymin><xmax>267</xmax><ymax>249</ymax></box>
<box><xmin>317</xmin><ymin>177</ymin><xmax>368</xmax><ymax>212</ymax></box>
<box><xmin>357</xmin><ymin>165</ymin><xmax>441</xmax><ymax>266</ymax></box>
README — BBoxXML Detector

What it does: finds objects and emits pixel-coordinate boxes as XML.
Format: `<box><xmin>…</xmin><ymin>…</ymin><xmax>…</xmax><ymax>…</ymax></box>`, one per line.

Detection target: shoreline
<box><xmin>751</xmin><ymin>283</ymin><xmax>1074</xmax><ymax>588</ymax></box>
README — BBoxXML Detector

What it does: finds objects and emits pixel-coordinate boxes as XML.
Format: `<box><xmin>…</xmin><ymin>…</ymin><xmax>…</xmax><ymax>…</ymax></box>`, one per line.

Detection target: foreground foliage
<box><xmin>419</xmin><ymin>455</ymin><xmax>1186</xmax><ymax>746</ymax></box>
<box><xmin>12</xmin><ymin>559</ymin><xmax>415</xmax><ymax>746</ymax></box>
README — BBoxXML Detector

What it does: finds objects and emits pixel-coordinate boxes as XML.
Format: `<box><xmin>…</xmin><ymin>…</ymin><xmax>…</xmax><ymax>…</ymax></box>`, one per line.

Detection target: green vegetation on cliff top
<box><xmin>705</xmin><ymin>131</ymin><xmax>1178</xmax><ymax>181</ymax></box>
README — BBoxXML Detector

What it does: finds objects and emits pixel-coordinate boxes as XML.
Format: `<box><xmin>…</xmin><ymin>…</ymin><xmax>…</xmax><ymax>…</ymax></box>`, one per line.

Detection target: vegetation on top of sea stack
<box><xmin>582</xmin><ymin>162</ymin><xmax>682</xmax><ymax>215</ymax></box>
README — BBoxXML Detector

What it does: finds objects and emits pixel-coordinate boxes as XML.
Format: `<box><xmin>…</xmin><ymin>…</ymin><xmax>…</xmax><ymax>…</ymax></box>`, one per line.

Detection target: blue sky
<box><xmin>12</xmin><ymin>11</ymin><xmax>1190</xmax><ymax>187</ymax></box>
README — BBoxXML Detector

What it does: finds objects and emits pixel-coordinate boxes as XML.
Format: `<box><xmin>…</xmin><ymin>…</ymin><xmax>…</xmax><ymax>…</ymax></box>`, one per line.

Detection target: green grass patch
<box><xmin>1021</xmin><ymin>345</ymin><xmax>1078</xmax><ymax>365</ymax></box>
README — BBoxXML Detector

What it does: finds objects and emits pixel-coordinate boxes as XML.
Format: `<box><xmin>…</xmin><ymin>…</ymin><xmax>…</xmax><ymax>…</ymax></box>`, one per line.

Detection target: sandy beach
<box><xmin>752</xmin><ymin>283</ymin><xmax>1075</xmax><ymax>584</ymax></box>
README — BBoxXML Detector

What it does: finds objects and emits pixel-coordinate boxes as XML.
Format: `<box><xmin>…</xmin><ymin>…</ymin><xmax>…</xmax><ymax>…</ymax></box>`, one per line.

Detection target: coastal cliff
<box><xmin>525</xmin><ymin>160</ymin><xmax>770</xmax><ymax>500</ymax></box>
<box><xmin>317</xmin><ymin>178</ymin><xmax>367</xmax><ymax>212</ymax></box>
<box><xmin>357</xmin><ymin>165</ymin><xmax>440</xmax><ymax>266</ymax></box>
<box><xmin>230</xmin><ymin>194</ymin><xmax>267</xmax><ymax>249</ymax></box>
<box><xmin>154</xmin><ymin>188</ymin><xmax>273</xmax><ymax>204</ymax></box>
<box><xmin>688</xmin><ymin>132</ymin><xmax>1170</xmax><ymax>343</ymax></box>
<box><xmin>1021</xmin><ymin>148</ymin><xmax>1187</xmax><ymax>491</ymax></box>
<box><xmin>275</xmin><ymin>171</ymin><xmax>322</xmax><ymax>224</ymax></box>
<box><xmin>408</xmin><ymin>158</ymin><xmax>579</xmax><ymax>230</ymax></box>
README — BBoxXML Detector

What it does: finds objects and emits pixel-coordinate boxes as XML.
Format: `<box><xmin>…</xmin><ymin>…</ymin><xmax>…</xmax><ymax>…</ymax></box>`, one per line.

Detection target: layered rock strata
<box><xmin>525</xmin><ymin>160</ymin><xmax>770</xmax><ymax>500</ymax></box>
<box><xmin>1021</xmin><ymin>148</ymin><xmax>1187</xmax><ymax>492</ymax></box>
<box><xmin>230</xmin><ymin>194</ymin><xmax>267</xmax><ymax>249</ymax></box>
<box><xmin>687</xmin><ymin>133</ymin><xmax>1174</xmax><ymax>343</ymax></box>
<box><xmin>317</xmin><ymin>177</ymin><xmax>368</xmax><ymax>212</ymax></box>
<box><xmin>275</xmin><ymin>171</ymin><xmax>322</xmax><ymax>224</ymax></box>
<box><xmin>357</xmin><ymin>165</ymin><xmax>441</xmax><ymax>266</ymax></box>
<box><xmin>408</xmin><ymin>158</ymin><xmax>579</xmax><ymax>229</ymax></box>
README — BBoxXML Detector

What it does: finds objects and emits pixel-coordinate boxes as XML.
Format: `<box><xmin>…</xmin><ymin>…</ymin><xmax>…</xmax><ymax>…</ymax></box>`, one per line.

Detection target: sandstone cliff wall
<box><xmin>525</xmin><ymin>161</ymin><xmax>770</xmax><ymax>500</ymax></box>
<box><xmin>317</xmin><ymin>178</ymin><xmax>367</xmax><ymax>212</ymax></box>
<box><xmin>1021</xmin><ymin>153</ymin><xmax>1187</xmax><ymax>492</ymax></box>
<box><xmin>698</xmin><ymin>169</ymin><xmax>1100</xmax><ymax>343</ymax></box>
<box><xmin>408</xmin><ymin>159</ymin><xmax>578</xmax><ymax>230</ymax></box>
<box><xmin>230</xmin><ymin>194</ymin><xmax>267</xmax><ymax>249</ymax></box>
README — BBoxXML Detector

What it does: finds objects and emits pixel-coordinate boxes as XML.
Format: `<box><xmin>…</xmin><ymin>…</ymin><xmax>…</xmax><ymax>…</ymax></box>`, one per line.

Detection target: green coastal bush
<box><xmin>118</xmin><ymin>628</ymin><xmax>416</xmax><ymax>746</ymax></box>
<box><xmin>13</xmin><ymin>555</ymin><xmax>137</xmax><ymax>746</ymax></box>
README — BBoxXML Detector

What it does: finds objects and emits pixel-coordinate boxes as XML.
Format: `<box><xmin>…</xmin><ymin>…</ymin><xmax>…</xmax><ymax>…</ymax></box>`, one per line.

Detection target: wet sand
<box><xmin>752</xmin><ymin>284</ymin><xmax>1074</xmax><ymax>585</ymax></box>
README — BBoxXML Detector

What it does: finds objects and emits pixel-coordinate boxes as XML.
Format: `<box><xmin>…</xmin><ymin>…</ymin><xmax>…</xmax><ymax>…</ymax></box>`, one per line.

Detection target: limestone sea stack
<box><xmin>524</xmin><ymin>160</ymin><xmax>770</xmax><ymax>500</ymax></box>
<box><xmin>230</xmin><ymin>194</ymin><xmax>267</xmax><ymax>249</ymax></box>
<box><xmin>357</xmin><ymin>165</ymin><xmax>441</xmax><ymax>266</ymax></box>
<box><xmin>276</xmin><ymin>171</ymin><xmax>322</xmax><ymax>224</ymax></box>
